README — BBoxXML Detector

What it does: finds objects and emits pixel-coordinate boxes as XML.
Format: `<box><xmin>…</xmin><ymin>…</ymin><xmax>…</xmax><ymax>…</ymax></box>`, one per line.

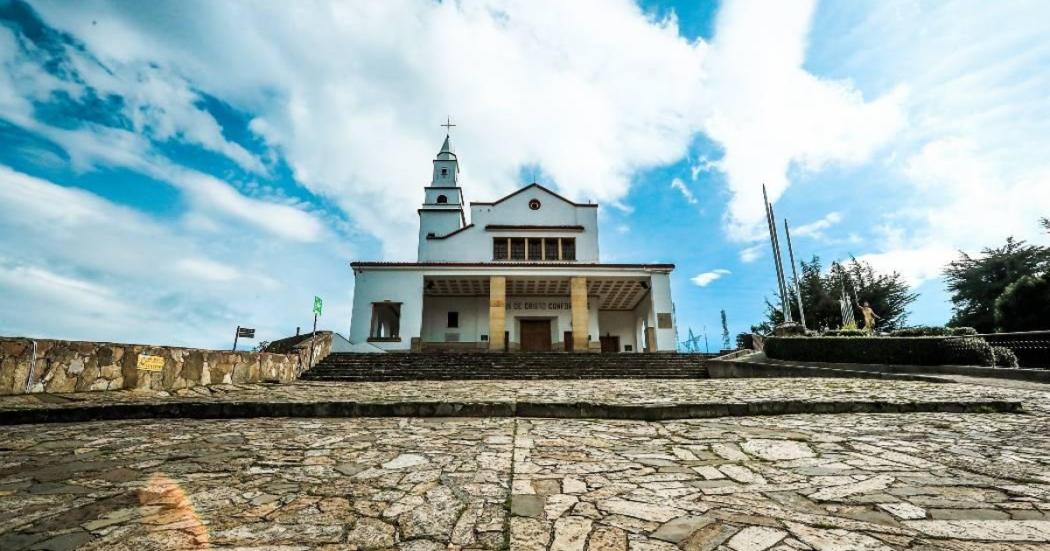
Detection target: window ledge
<box><xmin>367</xmin><ymin>337</ymin><xmax>402</xmax><ymax>343</ymax></box>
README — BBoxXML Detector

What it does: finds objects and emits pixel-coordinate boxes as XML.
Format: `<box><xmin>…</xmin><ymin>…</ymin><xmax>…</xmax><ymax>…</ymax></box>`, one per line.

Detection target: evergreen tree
<box><xmin>995</xmin><ymin>275</ymin><xmax>1050</xmax><ymax>331</ymax></box>
<box><xmin>944</xmin><ymin>237</ymin><xmax>1050</xmax><ymax>332</ymax></box>
<box><xmin>755</xmin><ymin>256</ymin><xmax>917</xmax><ymax>333</ymax></box>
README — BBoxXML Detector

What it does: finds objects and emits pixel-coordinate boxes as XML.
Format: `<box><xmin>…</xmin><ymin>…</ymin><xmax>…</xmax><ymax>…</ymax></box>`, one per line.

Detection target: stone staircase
<box><xmin>301</xmin><ymin>352</ymin><xmax>708</xmax><ymax>381</ymax></box>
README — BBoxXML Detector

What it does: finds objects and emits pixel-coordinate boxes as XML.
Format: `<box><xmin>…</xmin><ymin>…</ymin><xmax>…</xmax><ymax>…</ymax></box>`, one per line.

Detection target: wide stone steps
<box><xmin>302</xmin><ymin>352</ymin><xmax>709</xmax><ymax>381</ymax></box>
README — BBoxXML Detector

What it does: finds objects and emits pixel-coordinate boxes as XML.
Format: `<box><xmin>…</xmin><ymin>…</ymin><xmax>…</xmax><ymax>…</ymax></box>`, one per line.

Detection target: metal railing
<box><xmin>947</xmin><ymin>330</ymin><xmax>1050</xmax><ymax>369</ymax></box>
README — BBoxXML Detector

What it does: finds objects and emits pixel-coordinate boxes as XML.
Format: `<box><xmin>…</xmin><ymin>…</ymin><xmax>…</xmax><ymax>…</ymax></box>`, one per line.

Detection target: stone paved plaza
<box><xmin>1</xmin><ymin>378</ymin><xmax>1049</xmax><ymax>549</ymax></box>
<box><xmin>0</xmin><ymin>378</ymin><xmax>1045</xmax><ymax>412</ymax></box>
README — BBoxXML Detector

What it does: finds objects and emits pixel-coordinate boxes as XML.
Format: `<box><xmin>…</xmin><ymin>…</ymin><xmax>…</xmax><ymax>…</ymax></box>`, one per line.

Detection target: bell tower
<box><xmin>417</xmin><ymin>119</ymin><xmax>466</xmax><ymax>260</ymax></box>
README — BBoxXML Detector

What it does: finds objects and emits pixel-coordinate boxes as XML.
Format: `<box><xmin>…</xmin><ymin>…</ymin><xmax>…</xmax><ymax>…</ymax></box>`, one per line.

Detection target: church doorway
<box><xmin>600</xmin><ymin>336</ymin><xmax>620</xmax><ymax>353</ymax></box>
<box><xmin>520</xmin><ymin>320</ymin><xmax>552</xmax><ymax>352</ymax></box>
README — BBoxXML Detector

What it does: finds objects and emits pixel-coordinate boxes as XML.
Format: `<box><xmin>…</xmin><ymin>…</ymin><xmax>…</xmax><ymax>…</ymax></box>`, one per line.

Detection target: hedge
<box><xmin>822</xmin><ymin>329</ymin><xmax>868</xmax><ymax>337</ymax></box>
<box><xmin>765</xmin><ymin>336</ymin><xmax>995</xmax><ymax>366</ymax></box>
<box><xmin>890</xmin><ymin>326</ymin><xmax>978</xmax><ymax>337</ymax></box>
<box><xmin>991</xmin><ymin>346</ymin><xmax>1020</xmax><ymax>368</ymax></box>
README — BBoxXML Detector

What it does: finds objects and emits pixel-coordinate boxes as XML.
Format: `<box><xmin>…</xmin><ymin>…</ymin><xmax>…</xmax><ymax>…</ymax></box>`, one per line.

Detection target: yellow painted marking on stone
<box><xmin>136</xmin><ymin>354</ymin><xmax>165</xmax><ymax>372</ymax></box>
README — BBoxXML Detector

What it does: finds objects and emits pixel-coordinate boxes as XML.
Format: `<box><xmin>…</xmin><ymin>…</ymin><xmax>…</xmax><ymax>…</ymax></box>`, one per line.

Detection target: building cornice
<box><xmin>351</xmin><ymin>261</ymin><xmax>674</xmax><ymax>270</ymax></box>
<box><xmin>484</xmin><ymin>225</ymin><xmax>584</xmax><ymax>232</ymax></box>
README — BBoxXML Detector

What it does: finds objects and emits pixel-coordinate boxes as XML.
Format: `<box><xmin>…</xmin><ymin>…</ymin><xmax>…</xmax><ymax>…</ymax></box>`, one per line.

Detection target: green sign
<box><xmin>313</xmin><ymin>296</ymin><xmax>323</xmax><ymax>316</ymax></box>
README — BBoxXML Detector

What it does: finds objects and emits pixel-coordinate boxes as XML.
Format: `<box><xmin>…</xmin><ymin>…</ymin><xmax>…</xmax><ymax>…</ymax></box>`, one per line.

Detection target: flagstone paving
<box><xmin>1</xmin><ymin>378</ymin><xmax>1048</xmax><ymax>413</ymax></box>
<box><xmin>510</xmin><ymin>412</ymin><xmax>1050</xmax><ymax>550</ymax></box>
<box><xmin>0</xmin><ymin>417</ymin><xmax>515</xmax><ymax>550</ymax></box>
<box><xmin>0</xmin><ymin>378</ymin><xmax>1049</xmax><ymax>549</ymax></box>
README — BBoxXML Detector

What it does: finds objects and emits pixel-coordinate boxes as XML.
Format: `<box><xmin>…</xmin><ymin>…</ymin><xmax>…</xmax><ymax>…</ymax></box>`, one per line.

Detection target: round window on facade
<box><xmin>528</xmin><ymin>199</ymin><xmax>541</xmax><ymax>210</ymax></box>
<box><xmin>436</xmin><ymin>195</ymin><xmax>448</xmax><ymax>204</ymax></box>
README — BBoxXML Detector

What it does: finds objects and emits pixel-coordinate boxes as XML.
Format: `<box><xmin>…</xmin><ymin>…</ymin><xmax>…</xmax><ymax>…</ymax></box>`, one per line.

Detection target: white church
<box><xmin>348</xmin><ymin>131</ymin><xmax>678</xmax><ymax>353</ymax></box>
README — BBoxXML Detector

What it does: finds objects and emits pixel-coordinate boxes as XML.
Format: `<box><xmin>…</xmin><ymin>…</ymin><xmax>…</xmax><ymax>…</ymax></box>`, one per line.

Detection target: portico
<box><xmin>351</xmin><ymin>265</ymin><xmax>676</xmax><ymax>353</ymax></box>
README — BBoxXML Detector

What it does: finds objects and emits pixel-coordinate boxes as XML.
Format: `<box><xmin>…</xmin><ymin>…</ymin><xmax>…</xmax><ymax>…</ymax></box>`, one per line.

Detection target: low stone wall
<box><xmin>758</xmin><ymin>357</ymin><xmax>1050</xmax><ymax>383</ymax></box>
<box><xmin>705</xmin><ymin>359</ymin><xmax>949</xmax><ymax>383</ymax></box>
<box><xmin>0</xmin><ymin>332</ymin><xmax>333</xmax><ymax>395</ymax></box>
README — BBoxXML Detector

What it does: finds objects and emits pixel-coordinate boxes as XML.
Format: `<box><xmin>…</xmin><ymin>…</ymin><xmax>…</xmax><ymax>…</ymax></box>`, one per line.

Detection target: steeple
<box><xmin>438</xmin><ymin>134</ymin><xmax>454</xmax><ymax>156</ymax></box>
<box><xmin>431</xmin><ymin>119</ymin><xmax>459</xmax><ymax>186</ymax></box>
<box><xmin>418</xmin><ymin>121</ymin><xmax>467</xmax><ymax>259</ymax></box>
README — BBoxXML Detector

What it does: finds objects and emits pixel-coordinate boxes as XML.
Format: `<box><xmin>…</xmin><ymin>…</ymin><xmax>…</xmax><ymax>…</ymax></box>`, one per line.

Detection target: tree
<box><xmin>755</xmin><ymin>256</ymin><xmax>917</xmax><ymax>333</ymax></box>
<box><xmin>944</xmin><ymin>237</ymin><xmax>1050</xmax><ymax>332</ymax></box>
<box><xmin>995</xmin><ymin>275</ymin><xmax>1050</xmax><ymax>331</ymax></box>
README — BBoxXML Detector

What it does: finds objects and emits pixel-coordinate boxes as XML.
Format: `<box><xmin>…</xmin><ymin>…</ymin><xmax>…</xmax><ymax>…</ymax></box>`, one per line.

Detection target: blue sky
<box><xmin>1</xmin><ymin>0</ymin><xmax>1048</xmax><ymax>349</ymax></box>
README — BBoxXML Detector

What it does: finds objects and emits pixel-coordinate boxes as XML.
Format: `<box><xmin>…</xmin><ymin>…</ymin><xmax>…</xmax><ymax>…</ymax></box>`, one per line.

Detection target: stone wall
<box><xmin>0</xmin><ymin>332</ymin><xmax>333</xmax><ymax>395</ymax></box>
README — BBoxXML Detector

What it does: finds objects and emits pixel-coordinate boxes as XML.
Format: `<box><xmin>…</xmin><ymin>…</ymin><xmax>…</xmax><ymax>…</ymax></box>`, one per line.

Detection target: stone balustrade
<box><xmin>0</xmin><ymin>332</ymin><xmax>333</xmax><ymax>395</ymax></box>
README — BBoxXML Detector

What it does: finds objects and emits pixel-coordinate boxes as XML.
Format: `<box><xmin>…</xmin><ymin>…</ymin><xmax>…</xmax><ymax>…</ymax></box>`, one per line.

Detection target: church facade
<box><xmin>348</xmin><ymin>133</ymin><xmax>677</xmax><ymax>353</ymax></box>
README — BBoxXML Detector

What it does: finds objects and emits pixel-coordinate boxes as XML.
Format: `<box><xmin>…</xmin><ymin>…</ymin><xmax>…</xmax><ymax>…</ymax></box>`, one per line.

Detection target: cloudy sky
<box><xmin>1</xmin><ymin>0</ymin><xmax>1048</xmax><ymax>349</ymax></box>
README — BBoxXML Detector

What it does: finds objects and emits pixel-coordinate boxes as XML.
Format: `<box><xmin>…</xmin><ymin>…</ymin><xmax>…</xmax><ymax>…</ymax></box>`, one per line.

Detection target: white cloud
<box><xmin>176</xmin><ymin>258</ymin><xmax>242</xmax><ymax>283</ymax></box>
<box><xmin>690</xmin><ymin>269</ymin><xmax>730</xmax><ymax>287</ymax></box>
<box><xmin>701</xmin><ymin>0</ymin><xmax>906</xmax><ymax>242</ymax></box>
<box><xmin>21</xmin><ymin>0</ymin><xmax>911</xmax><ymax>255</ymax></box>
<box><xmin>0</xmin><ymin>22</ymin><xmax>323</xmax><ymax>244</ymax></box>
<box><xmin>15</xmin><ymin>121</ymin><xmax>325</xmax><ymax>243</ymax></box>
<box><xmin>690</xmin><ymin>156</ymin><xmax>717</xmax><ymax>182</ymax></box>
<box><xmin>809</xmin><ymin>1</ymin><xmax>1050</xmax><ymax>285</ymax></box>
<box><xmin>792</xmin><ymin>211</ymin><xmax>843</xmax><ymax>239</ymax></box>
<box><xmin>670</xmin><ymin>177</ymin><xmax>698</xmax><ymax>205</ymax></box>
<box><xmin>0</xmin><ymin>260</ymin><xmax>140</xmax><ymax>339</ymax></box>
<box><xmin>859</xmin><ymin>138</ymin><xmax>1050</xmax><ymax>285</ymax></box>
<box><xmin>854</xmin><ymin>247</ymin><xmax>956</xmax><ymax>288</ymax></box>
<box><xmin>0</xmin><ymin>166</ymin><xmax>351</xmax><ymax>346</ymax></box>
<box><xmin>739</xmin><ymin>245</ymin><xmax>764</xmax><ymax>263</ymax></box>
<box><xmin>0</xmin><ymin>24</ymin><xmax>265</xmax><ymax>175</ymax></box>
<box><xmin>28</xmin><ymin>0</ymin><xmax>713</xmax><ymax>257</ymax></box>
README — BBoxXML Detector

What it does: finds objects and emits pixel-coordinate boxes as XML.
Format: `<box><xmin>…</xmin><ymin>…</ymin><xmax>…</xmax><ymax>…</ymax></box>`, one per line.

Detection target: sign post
<box><xmin>233</xmin><ymin>326</ymin><xmax>255</xmax><ymax>351</ymax></box>
<box><xmin>309</xmin><ymin>296</ymin><xmax>323</xmax><ymax>367</ymax></box>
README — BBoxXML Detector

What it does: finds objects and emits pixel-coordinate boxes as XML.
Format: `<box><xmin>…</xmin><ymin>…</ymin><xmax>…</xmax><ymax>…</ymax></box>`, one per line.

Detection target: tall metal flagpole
<box><xmin>768</xmin><ymin>202</ymin><xmax>793</xmax><ymax>323</ymax></box>
<box><xmin>783</xmin><ymin>219</ymin><xmax>807</xmax><ymax>330</ymax></box>
<box><xmin>763</xmin><ymin>185</ymin><xmax>792</xmax><ymax>323</ymax></box>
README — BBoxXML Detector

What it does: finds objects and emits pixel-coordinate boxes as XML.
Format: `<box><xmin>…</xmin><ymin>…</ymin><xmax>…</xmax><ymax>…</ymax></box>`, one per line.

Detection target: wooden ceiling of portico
<box><xmin>424</xmin><ymin>278</ymin><xmax>648</xmax><ymax>310</ymax></box>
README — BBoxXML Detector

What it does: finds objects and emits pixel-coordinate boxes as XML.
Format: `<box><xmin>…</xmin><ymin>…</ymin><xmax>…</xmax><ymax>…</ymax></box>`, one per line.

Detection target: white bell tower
<box><xmin>417</xmin><ymin>119</ymin><xmax>466</xmax><ymax>260</ymax></box>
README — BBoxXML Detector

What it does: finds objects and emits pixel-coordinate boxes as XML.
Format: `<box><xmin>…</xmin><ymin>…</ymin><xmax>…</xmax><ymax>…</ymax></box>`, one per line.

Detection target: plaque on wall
<box><xmin>657</xmin><ymin>313</ymin><xmax>673</xmax><ymax>329</ymax></box>
<box><xmin>136</xmin><ymin>354</ymin><xmax>165</xmax><ymax>372</ymax></box>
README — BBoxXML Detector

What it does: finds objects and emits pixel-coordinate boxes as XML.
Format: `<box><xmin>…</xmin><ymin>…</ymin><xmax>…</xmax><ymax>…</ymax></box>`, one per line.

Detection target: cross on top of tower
<box><xmin>441</xmin><ymin>116</ymin><xmax>456</xmax><ymax>135</ymax></box>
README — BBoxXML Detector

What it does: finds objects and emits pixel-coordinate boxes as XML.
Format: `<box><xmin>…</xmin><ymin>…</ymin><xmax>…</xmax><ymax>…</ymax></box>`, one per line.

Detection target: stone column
<box><xmin>570</xmin><ymin>277</ymin><xmax>589</xmax><ymax>353</ymax></box>
<box><xmin>644</xmin><ymin>327</ymin><xmax>657</xmax><ymax>353</ymax></box>
<box><xmin>489</xmin><ymin>276</ymin><xmax>506</xmax><ymax>352</ymax></box>
<box><xmin>649</xmin><ymin>272</ymin><xmax>674</xmax><ymax>352</ymax></box>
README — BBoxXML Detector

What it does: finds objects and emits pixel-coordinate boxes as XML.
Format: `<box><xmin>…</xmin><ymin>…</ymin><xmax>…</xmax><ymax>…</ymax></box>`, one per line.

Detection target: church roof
<box><xmin>470</xmin><ymin>183</ymin><xmax>598</xmax><ymax>208</ymax></box>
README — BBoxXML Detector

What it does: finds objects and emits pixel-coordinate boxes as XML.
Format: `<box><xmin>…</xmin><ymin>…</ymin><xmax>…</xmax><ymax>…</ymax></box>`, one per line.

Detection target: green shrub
<box><xmin>991</xmin><ymin>346</ymin><xmax>1020</xmax><ymax>368</ymax></box>
<box><xmin>823</xmin><ymin>329</ymin><xmax>868</xmax><ymax>337</ymax></box>
<box><xmin>765</xmin><ymin>336</ymin><xmax>995</xmax><ymax>366</ymax></box>
<box><xmin>940</xmin><ymin>337</ymin><xmax>995</xmax><ymax>366</ymax></box>
<box><xmin>891</xmin><ymin>326</ymin><xmax>978</xmax><ymax>337</ymax></box>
